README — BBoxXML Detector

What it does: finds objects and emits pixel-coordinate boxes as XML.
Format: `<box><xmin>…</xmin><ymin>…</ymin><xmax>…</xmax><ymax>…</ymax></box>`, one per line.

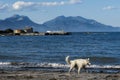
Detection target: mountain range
<box><xmin>0</xmin><ymin>14</ymin><xmax>120</xmax><ymax>32</ymax></box>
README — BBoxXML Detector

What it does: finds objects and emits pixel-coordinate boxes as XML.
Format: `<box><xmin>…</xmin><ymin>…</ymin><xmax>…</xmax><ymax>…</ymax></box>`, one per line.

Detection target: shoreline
<box><xmin>0</xmin><ymin>70</ymin><xmax>119</xmax><ymax>80</ymax></box>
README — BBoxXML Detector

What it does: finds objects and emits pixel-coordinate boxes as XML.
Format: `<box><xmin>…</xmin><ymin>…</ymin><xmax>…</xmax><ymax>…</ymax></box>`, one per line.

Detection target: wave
<box><xmin>0</xmin><ymin>62</ymin><xmax>120</xmax><ymax>69</ymax></box>
<box><xmin>0</xmin><ymin>62</ymin><xmax>119</xmax><ymax>73</ymax></box>
<box><xmin>0</xmin><ymin>62</ymin><xmax>11</xmax><ymax>65</ymax></box>
<box><xmin>87</xmin><ymin>65</ymin><xmax>120</xmax><ymax>69</ymax></box>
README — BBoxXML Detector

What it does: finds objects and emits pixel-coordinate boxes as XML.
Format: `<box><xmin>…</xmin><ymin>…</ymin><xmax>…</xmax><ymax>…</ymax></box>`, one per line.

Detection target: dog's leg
<box><xmin>84</xmin><ymin>67</ymin><xmax>88</xmax><ymax>73</ymax></box>
<box><xmin>83</xmin><ymin>65</ymin><xmax>87</xmax><ymax>73</ymax></box>
<box><xmin>69</xmin><ymin>66</ymin><xmax>73</xmax><ymax>73</ymax></box>
<box><xmin>78</xmin><ymin>67</ymin><xmax>81</xmax><ymax>74</ymax></box>
<box><xmin>69</xmin><ymin>63</ymin><xmax>75</xmax><ymax>73</ymax></box>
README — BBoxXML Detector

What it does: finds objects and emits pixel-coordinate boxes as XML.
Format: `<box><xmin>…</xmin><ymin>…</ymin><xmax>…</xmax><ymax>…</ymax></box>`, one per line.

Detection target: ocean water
<box><xmin>0</xmin><ymin>32</ymin><xmax>120</xmax><ymax>73</ymax></box>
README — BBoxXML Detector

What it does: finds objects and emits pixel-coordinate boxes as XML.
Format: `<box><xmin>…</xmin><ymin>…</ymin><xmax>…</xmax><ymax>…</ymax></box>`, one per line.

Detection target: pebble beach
<box><xmin>0</xmin><ymin>70</ymin><xmax>120</xmax><ymax>80</ymax></box>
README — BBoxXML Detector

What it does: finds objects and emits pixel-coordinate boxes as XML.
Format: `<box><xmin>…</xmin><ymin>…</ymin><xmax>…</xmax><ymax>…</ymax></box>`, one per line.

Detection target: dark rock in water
<box><xmin>100</xmin><ymin>71</ymin><xmax>104</xmax><ymax>73</ymax></box>
<box><xmin>11</xmin><ymin>62</ymin><xmax>19</xmax><ymax>66</ymax></box>
<box><xmin>11</xmin><ymin>62</ymin><xmax>29</xmax><ymax>66</ymax></box>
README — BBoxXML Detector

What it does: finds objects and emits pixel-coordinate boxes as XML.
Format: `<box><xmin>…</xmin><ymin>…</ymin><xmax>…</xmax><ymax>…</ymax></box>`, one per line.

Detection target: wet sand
<box><xmin>0</xmin><ymin>70</ymin><xmax>120</xmax><ymax>80</ymax></box>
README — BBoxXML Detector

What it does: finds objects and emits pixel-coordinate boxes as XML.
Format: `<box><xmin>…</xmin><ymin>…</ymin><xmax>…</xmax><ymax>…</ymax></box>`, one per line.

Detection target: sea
<box><xmin>0</xmin><ymin>32</ymin><xmax>120</xmax><ymax>73</ymax></box>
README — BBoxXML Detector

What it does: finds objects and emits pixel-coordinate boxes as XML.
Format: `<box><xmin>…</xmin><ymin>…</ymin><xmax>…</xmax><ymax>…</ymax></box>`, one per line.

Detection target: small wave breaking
<box><xmin>88</xmin><ymin>65</ymin><xmax>120</xmax><ymax>69</ymax></box>
<box><xmin>0</xmin><ymin>62</ymin><xmax>119</xmax><ymax>73</ymax></box>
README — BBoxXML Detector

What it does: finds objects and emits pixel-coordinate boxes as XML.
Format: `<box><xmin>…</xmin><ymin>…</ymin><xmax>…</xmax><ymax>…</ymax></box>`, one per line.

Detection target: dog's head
<box><xmin>86</xmin><ymin>58</ymin><xmax>91</xmax><ymax>66</ymax></box>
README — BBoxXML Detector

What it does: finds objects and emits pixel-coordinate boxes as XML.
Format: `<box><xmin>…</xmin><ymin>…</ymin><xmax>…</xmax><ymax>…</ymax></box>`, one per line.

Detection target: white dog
<box><xmin>65</xmin><ymin>56</ymin><xmax>91</xmax><ymax>74</ymax></box>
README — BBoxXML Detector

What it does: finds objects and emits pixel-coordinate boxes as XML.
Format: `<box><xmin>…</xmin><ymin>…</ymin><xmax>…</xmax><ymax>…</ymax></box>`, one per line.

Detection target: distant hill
<box><xmin>42</xmin><ymin>16</ymin><xmax>120</xmax><ymax>32</ymax></box>
<box><xmin>0</xmin><ymin>15</ymin><xmax>45</xmax><ymax>31</ymax></box>
<box><xmin>0</xmin><ymin>14</ymin><xmax>120</xmax><ymax>32</ymax></box>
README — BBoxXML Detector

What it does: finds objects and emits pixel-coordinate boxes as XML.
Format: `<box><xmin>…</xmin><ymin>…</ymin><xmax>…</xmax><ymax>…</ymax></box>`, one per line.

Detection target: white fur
<box><xmin>65</xmin><ymin>56</ymin><xmax>90</xmax><ymax>74</ymax></box>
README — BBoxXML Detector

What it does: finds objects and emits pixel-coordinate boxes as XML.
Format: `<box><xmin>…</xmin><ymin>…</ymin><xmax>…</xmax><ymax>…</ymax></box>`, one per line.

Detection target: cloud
<box><xmin>0</xmin><ymin>4</ymin><xmax>9</xmax><ymax>11</ymax></box>
<box><xmin>0</xmin><ymin>0</ymin><xmax>82</xmax><ymax>11</ymax></box>
<box><xmin>69</xmin><ymin>0</ymin><xmax>82</xmax><ymax>4</ymax></box>
<box><xmin>38</xmin><ymin>1</ymin><xmax>65</xmax><ymax>6</ymax></box>
<box><xmin>12</xmin><ymin>0</ymin><xmax>82</xmax><ymax>10</ymax></box>
<box><xmin>103</xmin><ymin>6</ymin><xmax>118</xmax><ymax>10</ymax></box>
<box><xmin>12</xmin><ymin>1</ymin><xmax>35</xmax><ymax>10</ymax></box>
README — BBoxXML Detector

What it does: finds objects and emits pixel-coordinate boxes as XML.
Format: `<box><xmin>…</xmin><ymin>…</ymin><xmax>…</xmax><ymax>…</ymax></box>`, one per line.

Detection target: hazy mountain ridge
<box><xmin>0</xmin><ymin>15</ymin><xmax>45</xmax><ymax>31</ymax></box>
<box><xmin>43</xmin><ymin>16</ymin><xmax>118</xmax><ymax>32</ymax></box>
<box><xmin>0</xmin><ymin>15</ymin><xmax>120</xmax><ymax>32</ymax></box>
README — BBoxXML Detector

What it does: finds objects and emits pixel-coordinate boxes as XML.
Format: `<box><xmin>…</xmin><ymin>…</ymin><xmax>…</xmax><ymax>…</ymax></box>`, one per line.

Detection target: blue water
<box><xmin>0</xmin><ymin>32</ymin><xmax>120</xmax><ymax>72</ymax></box>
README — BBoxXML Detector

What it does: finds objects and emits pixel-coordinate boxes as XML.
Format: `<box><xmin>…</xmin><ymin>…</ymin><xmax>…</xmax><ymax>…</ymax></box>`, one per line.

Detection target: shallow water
<box><xmin>0</xmin><ymin>32</ymin><xmax>120</xmax><ymax>73</ymax></box>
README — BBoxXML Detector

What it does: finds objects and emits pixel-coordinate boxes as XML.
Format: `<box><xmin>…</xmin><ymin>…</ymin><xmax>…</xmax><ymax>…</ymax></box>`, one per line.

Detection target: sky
<box><xmin>0</xmin><ymin>0</ymin><xmax>120</xmax><ymax>27</ymax></box>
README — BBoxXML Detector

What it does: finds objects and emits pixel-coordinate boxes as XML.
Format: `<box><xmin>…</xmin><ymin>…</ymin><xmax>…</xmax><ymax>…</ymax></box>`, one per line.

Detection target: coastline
<box><xmin>0</xmin><ymin>70</ymin><xmax>120</xmax><ymax>80</ymax></box>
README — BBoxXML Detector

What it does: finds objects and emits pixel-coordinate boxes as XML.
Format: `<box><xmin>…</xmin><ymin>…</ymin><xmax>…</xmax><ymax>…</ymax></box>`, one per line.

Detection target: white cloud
<box><xmin>0</xmin><ymin>0</ymin><xmax>82</xmax><ymax>11</ymax></box>
<box><xmin>103</xmin><ymin>6</ymin><xmax>118</xmax><ymax>10</ymax></box>
<box><xmin>39</xmin><ymin>1</ymin><xmax>65</xmax><ymax>6</ymax></box>
<box><xmin>12</xmin><ymin>1</ymin><xmax>35</xmax><ymax>10</ymax></box>
<box><xmin>69</xmin><ymin>0</ymin><xmax>82</xmax><ymax>4</ymax></box>
<box><xmin>12</xmin><ymin>0</ymin><xmax>82</xmax><ymax>10</ymax></box>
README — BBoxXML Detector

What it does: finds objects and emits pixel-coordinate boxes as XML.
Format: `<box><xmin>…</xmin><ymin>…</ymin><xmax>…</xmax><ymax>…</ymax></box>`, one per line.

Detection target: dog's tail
<box><xmin>65</xmin><ymin>56</ymin><xmax>71</xmax><ymax>64</ymax></box>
